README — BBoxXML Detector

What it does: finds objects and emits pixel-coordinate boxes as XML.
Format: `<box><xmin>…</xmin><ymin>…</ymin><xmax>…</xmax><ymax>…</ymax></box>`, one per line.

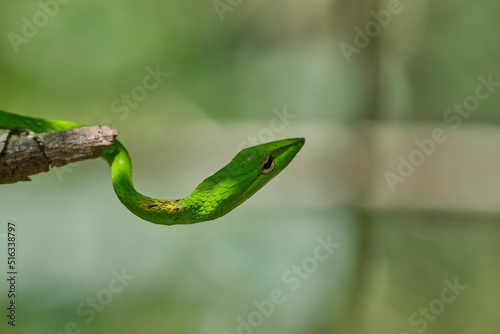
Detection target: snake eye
<box><xmin>261</xmin><ymin>154</ymin><xmax>275</xmax><ymax>174</ymax></box>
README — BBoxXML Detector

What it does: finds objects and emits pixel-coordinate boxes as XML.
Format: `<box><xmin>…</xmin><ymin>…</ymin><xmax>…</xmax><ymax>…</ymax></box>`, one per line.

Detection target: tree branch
<box><xmin>0</xmin><ymin>126</ymin><xmax>118</xmax><ymax>184</ymax></box>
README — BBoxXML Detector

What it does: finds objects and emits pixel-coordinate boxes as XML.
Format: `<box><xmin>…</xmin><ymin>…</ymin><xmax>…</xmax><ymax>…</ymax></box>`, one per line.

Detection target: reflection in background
<box><xmin>0</xmin><ymin>1</ymin><xmax>499</xmax><ymax>333</ymax></box>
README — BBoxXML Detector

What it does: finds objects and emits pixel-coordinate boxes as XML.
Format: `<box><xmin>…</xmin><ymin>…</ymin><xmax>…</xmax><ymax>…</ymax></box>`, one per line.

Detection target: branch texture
<box><xmin>0</xmin><ymin>126</ymin><xmax>118</xmax><ymax>184</ymax></box>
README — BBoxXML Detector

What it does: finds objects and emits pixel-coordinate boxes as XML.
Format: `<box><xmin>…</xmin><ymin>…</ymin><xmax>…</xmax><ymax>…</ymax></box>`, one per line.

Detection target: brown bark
<box><xmin>0</xmin><ymin>126</ymin><xmax>118</xmax><ymax>184</ymax></box>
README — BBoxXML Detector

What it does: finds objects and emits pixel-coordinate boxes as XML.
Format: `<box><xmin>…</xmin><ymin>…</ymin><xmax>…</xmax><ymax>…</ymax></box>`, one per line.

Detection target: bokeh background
<box><xmin>1</xmin><ymin>0</ymin><xmax>499</xmax><ymax>333</ymax></box>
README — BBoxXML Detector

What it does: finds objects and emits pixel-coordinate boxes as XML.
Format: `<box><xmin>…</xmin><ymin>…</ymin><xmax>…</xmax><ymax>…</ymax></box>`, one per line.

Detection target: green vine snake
<box><xmin>0</xmin><ymin>110</ymin><xmax>304</xmax><ymax>225</ymax></box>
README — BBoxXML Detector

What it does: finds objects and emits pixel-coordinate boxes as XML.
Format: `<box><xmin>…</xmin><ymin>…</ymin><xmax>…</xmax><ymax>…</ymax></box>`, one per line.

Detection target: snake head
<box><xmin>181</xmin><ymin>137</ymin><xmax>305</xmax><ymax>223</ymax></box>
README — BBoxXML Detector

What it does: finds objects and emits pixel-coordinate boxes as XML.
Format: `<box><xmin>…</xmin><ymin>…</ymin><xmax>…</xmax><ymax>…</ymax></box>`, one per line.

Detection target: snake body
<box><xmin>0</xmin><ymin>110</ymin><xmax>304</xmax><ymax>225</ymax></box>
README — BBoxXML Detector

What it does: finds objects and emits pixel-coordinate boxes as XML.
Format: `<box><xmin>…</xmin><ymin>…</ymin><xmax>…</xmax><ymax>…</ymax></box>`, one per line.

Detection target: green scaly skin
<box><xmin>0</xmin><ymin>110</ymin><xmax>304</xmax><ymax>225</ymax></box>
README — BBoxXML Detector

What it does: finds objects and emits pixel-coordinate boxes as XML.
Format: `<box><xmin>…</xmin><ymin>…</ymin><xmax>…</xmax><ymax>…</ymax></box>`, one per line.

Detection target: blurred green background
<box><xmin>1</xmin><ymin>0</ymin><xmax>499</xmax><ymax>333</ymax></box>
